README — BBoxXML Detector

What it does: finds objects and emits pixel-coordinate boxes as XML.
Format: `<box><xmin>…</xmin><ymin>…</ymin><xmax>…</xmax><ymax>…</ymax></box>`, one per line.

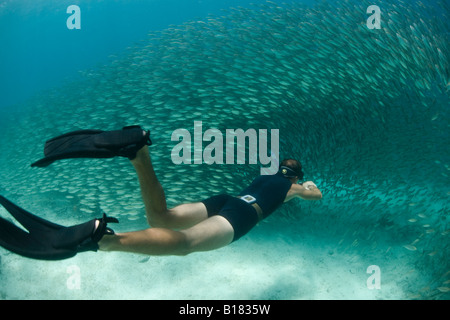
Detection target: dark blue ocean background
<box><xmin>0</xmin><ymin>0</ymin><xmax>448</xmax><ymax>300</ymax></box>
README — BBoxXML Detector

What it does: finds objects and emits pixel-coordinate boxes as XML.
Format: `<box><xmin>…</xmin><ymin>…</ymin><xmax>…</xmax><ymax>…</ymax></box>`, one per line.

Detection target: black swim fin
<box><xmin>31</xmin><ymin>125</ymin><xmax>152</xmax><ymax>168</ymax></box>
<box><xmin>0</xmin><ymin>195</ymin><xmax>118</xmax><ymax>260</ymax></box>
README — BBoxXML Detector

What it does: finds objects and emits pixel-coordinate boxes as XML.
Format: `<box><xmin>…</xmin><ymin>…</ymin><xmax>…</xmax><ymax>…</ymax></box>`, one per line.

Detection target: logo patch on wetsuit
<box><xmin>239</xmin><ymin>195</ymin><xmax>257</xmax><ymax>204</ymax></box>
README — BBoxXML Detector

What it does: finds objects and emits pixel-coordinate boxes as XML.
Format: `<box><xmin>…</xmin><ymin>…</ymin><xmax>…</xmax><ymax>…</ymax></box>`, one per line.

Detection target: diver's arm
<box><xmin>285</xmin><ymin>182</ymin><xmax>322</xmax><ymax>201</ymax></box>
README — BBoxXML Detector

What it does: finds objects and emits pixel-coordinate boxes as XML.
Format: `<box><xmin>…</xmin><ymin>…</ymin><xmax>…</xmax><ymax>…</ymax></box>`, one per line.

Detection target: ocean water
<box><xmin>0</xmin><ymin>0</ymin><xmax>448</xmax><ymax>300</ymax></box>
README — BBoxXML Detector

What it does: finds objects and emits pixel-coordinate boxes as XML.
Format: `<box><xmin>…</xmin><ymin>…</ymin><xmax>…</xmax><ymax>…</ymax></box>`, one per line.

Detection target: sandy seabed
<box><xmin>0</xmin><ymin>218</ymin><xmax>414</xmax><ymax>300</ymax></box>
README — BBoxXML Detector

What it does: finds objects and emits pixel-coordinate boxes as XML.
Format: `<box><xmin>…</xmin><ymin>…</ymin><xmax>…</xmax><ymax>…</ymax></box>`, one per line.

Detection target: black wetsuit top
<box><xmin>238</xmin><ymin>171</ymin><xmax>293</xmax><ymax>219</ymax></box>
<box><xmin>202</xmin><ymin>172</ymin><xmax>293</xmax><ymax>241</ymax></box>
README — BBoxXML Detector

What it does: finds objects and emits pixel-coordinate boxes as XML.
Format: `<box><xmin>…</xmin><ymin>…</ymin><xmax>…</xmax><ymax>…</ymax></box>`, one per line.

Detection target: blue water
<box><xmin>0</xmin><ymin>0</ymin><xmax>448</xmax><ymax>300</ymax></box>
<box><xmin>0</xmin><ymin>0</ymin><xmax>315</xmax><ymax>110</ymax></box>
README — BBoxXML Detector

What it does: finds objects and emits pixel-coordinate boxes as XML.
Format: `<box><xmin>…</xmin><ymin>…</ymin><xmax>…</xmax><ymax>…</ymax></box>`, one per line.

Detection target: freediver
<box><xmin>0</xmin><ymin>126</ymin><xmax>322</xmax><ymax>260</ymax></box>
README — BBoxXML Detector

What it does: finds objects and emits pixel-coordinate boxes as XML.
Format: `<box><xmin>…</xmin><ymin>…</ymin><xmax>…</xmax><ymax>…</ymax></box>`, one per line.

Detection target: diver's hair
<box><xmin>279</xmin><ymin>159</ymin><xmax>303</xmax><ymax>179</ymax></box>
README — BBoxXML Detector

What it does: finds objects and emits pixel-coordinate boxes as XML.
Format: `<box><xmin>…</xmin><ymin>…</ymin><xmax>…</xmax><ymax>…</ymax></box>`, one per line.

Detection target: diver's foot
<box><xmin>123</xmin><ymin>127</ymin><xmax>152</xmax><ymax>160</ymax></box>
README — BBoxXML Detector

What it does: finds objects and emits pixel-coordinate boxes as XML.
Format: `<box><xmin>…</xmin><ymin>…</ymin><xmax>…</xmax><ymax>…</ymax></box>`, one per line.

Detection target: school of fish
<box><xmin>0</xmin><ymin>0</ymin><xmax>448</xmax><ymax>299</ymax></box>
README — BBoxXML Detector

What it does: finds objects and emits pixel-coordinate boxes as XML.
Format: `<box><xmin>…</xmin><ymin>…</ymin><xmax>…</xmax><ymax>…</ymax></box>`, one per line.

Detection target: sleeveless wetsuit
<box><xmin>201</xmin><ymin>172</ymin><xmax>292</xmax><ymax>241</ymax></box>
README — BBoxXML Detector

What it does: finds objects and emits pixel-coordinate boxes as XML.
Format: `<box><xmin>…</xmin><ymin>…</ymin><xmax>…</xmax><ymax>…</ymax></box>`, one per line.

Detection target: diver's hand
<box><xmin>287</xmin><ymin>181</ymin><xmax>322</xmax><ymax>200</ymax></box>
<box><xmin>302</xmin><ymin>181</ymin><xmax>317</xmax><ymax>190</ymax></box>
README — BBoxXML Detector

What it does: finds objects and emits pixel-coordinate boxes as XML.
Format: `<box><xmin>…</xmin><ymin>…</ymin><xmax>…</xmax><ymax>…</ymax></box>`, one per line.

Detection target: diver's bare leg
<box><xmin>131</xmin><ymin>146</ymin><xmax>168</xmax><ymax>223</ymax></box>
<box><xmin>131</xmin><ymin>146</ymin><xmax>208</xmax><ymax>229</ymax></box>
<box><xmin>99</xmin><ymin>215</ymin><xmax>234</xmax><ymax>256</ymax></box>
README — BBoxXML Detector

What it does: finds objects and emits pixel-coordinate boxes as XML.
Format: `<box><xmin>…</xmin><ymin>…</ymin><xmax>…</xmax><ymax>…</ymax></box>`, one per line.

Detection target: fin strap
<box><xmin>77</xmin><ymin>214</ymin><xmax>119</xmax><ymax>252</ymax></box>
